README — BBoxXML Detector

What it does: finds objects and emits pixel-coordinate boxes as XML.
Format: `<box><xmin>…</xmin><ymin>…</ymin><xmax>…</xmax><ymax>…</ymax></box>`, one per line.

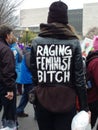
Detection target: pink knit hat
<box><xmin>93</xmin><ymin>36</ymin><xmax>98</xmax><ymax>51</ymax></box>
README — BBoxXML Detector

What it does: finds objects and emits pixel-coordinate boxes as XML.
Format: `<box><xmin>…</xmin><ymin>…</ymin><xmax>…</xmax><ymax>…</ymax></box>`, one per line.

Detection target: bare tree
<box><xmin>85</xmin><ymin>27</ymin><xmax>98</xmax><ymax>39</ymax></box>
<box><xmin>0</xmin><ymin>0</ymin><xmax>23</xmax><ymax>27</ymax></box>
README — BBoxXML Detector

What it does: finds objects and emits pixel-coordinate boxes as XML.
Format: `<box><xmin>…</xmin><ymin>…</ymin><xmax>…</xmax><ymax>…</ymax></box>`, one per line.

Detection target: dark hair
<box><xmin>0</xmin><ymin>25</ymin><xmax>13</xmax><ymax>39</ymax></box>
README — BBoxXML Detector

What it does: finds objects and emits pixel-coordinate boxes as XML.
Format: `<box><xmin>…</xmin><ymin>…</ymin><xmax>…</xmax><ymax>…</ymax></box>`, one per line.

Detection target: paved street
<box><xmin>0</xmin><ymin>95</ymin><xmax>97</xmax><ymax>130</ymax></box>
<box><xmin>17</xmin><ymin>96</ymin><xmax>38</xmax><ymax>130</ymax></box>
<box><xmin>0</xmin><ymin>96</ymin><xmax>38</xmax><ymax>130</ymax></box>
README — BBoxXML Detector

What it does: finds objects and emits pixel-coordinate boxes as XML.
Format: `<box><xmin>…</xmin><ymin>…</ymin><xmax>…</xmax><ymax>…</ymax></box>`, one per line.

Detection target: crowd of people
<box><xmin>0</xmin><ymin>25</ymin><xmax>34</xmax><ymax>130</ymax></box>
<box><xmin>0</xmin><ymin>1</ymin><xmax>98</xmax><ymax>130</ymax></box>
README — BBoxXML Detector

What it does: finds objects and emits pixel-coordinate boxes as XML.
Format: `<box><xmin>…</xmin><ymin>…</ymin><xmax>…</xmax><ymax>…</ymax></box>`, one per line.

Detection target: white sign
<box><xmin>81</xmin><ymin>38</ymin><xmax>93</xmax><ymax>56</ymax></box>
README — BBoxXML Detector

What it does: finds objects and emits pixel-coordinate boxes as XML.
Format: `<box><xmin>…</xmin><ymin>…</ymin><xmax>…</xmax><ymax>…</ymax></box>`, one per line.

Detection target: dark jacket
<box><xmin>0</xmin><ymin>38</ymin><xmax>16</xmax><ymax>92</ymax></box>
<box><xmin>86</xmin><ymin>51</ymin><xmax>98</xmax><ymax>103</ymax></box>
<box><xmin>30</xmin><ymin>23</ymin><xmax>89</xmax><ymax>111</ymax></box>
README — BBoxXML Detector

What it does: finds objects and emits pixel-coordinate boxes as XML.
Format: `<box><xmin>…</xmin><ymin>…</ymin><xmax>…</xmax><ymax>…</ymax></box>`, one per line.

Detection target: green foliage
<box><xmin>20</xmin><ymin>30</ymin><xmax>37</xmax><ymax>45</ymax></box>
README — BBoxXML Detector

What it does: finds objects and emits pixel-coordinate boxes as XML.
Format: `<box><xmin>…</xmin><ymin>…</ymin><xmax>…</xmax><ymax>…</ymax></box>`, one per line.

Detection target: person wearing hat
<box><xmin>30</xmin><ymin>1</ymin><xmax>91</xmax><ymax>130</ymax></box>
<box><xmin>86</xmin><ymin>35</ymin><xmax>98</xmax><ymax>130</ymax></box>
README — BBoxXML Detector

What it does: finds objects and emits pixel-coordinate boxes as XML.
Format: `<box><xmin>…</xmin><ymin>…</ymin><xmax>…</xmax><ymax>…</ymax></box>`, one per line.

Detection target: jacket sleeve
<box><xmin>30</xmin><ymin>40</ymin><xmax>38</xmax><ymax>86</ymax></box>
<box><xmin>90</xmin><ymin>59</ymin><xmax>98</xmax><ymax>89</ymax></box>
<box><xmin>0</xmin><ymin>47</ymin><xmax>16</xmax><ymax>91</ymax></box>
<box><xmin>74</xmin><ymin>41</ymin><xmax>89</xmax><ymax>111</ymax></box>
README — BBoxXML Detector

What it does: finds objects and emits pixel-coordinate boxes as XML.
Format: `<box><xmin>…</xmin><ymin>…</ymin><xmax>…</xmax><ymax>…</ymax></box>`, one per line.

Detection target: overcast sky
<box><xmin>20</xmin><ymin>0</ymin><xmax>98</xmax><ymax>10</ymax></box>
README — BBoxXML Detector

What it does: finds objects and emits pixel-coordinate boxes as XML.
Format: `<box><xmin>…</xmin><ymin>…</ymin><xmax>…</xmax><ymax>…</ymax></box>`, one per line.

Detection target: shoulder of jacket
<box><xmin>0</xmin><ymin>43</ymin><xmax>11</xmax><ymax>52</ymax></box>
<box><xmin>32</xmin><ymin>37</ymin><xmax>79</xmax><ymax>47</ymax></box>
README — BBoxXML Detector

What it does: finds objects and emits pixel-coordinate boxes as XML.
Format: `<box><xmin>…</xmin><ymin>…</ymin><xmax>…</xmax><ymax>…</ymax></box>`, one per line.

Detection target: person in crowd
<box><xmin>10</xmin><ymin>36</ymin><xmax>23</xmax><ymax>96</ymax></box>
<box><xmin>18</xmin><ymin>43</ymin><xmax>24</xmax><ymax>51</ymax></box>
<box><xmin>0</xmin><ymin>25</ymin><xmax>17</xmax><ymax>130</ymax></box>
<box><xmin>30</xmin><ymin>1</ymin><xmax>91</xmax><ymax>130</ymax></box>
<box><xmin>16</xmin><ymin>47</ymin><xmax>33</xmax><ymax>117</ymax></box>
<box><xmin>86</xmin><ymin>35</ymin><xmax>98</xmax><ymax>130</ymax></box>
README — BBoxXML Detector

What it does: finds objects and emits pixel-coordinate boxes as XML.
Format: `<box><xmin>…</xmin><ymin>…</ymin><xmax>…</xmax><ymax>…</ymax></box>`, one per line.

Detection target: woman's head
<box><xmin>93</xmin><ymin>35</ymin><xmax>98</xmax><ymax>51</ymax></box>
<box><xmin>47</xmin><ymin>1</ymin><xmax>68</xmax><ymax>25</ymax></box>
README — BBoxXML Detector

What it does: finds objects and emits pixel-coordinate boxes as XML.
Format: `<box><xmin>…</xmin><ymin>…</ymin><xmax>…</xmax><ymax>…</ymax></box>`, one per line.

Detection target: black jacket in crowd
<box><xmin>30</xmin><ymin>23</ymin><xmax>89</xmax><ymax>112</ymax></box>
<box><xmin>0</xmin><ymin>38</ymin><xmax>16</xmax><ymax>92</ymax></box>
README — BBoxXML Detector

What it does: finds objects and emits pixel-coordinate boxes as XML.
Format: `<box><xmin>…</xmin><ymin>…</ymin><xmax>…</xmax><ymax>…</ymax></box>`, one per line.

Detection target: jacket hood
<box><xmin>86</xmin><ymin>50</ymin><xmax>98</xmax><ymax>66</ymax></box>
<box><xmin>39</xmin><ymin>23</ymin><xmax>78</xmax><ymax>40</ymax></box>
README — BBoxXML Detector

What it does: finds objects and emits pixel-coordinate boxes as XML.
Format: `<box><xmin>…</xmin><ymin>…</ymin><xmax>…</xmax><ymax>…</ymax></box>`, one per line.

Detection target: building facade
<box><xmin>83</xmin><ymin>2</ymin><xmax>98</xmax><ymax>36</ymax></box>
<box><xmin>20</xmin><ymin>2</ymin><xmax>98</xmax><ymax>37</ymax></box>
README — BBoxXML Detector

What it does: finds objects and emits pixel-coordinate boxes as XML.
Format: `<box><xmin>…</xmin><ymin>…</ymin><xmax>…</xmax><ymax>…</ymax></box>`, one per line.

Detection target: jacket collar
<box><xmin>0</xmin><ymin>37</ymin><xmax>9</xmax><ymax>46</ymax></box>
<box><xmin>39</xmin><ymin>23</ymin><xmax>78</xmax><ymax>40</ymax></box>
